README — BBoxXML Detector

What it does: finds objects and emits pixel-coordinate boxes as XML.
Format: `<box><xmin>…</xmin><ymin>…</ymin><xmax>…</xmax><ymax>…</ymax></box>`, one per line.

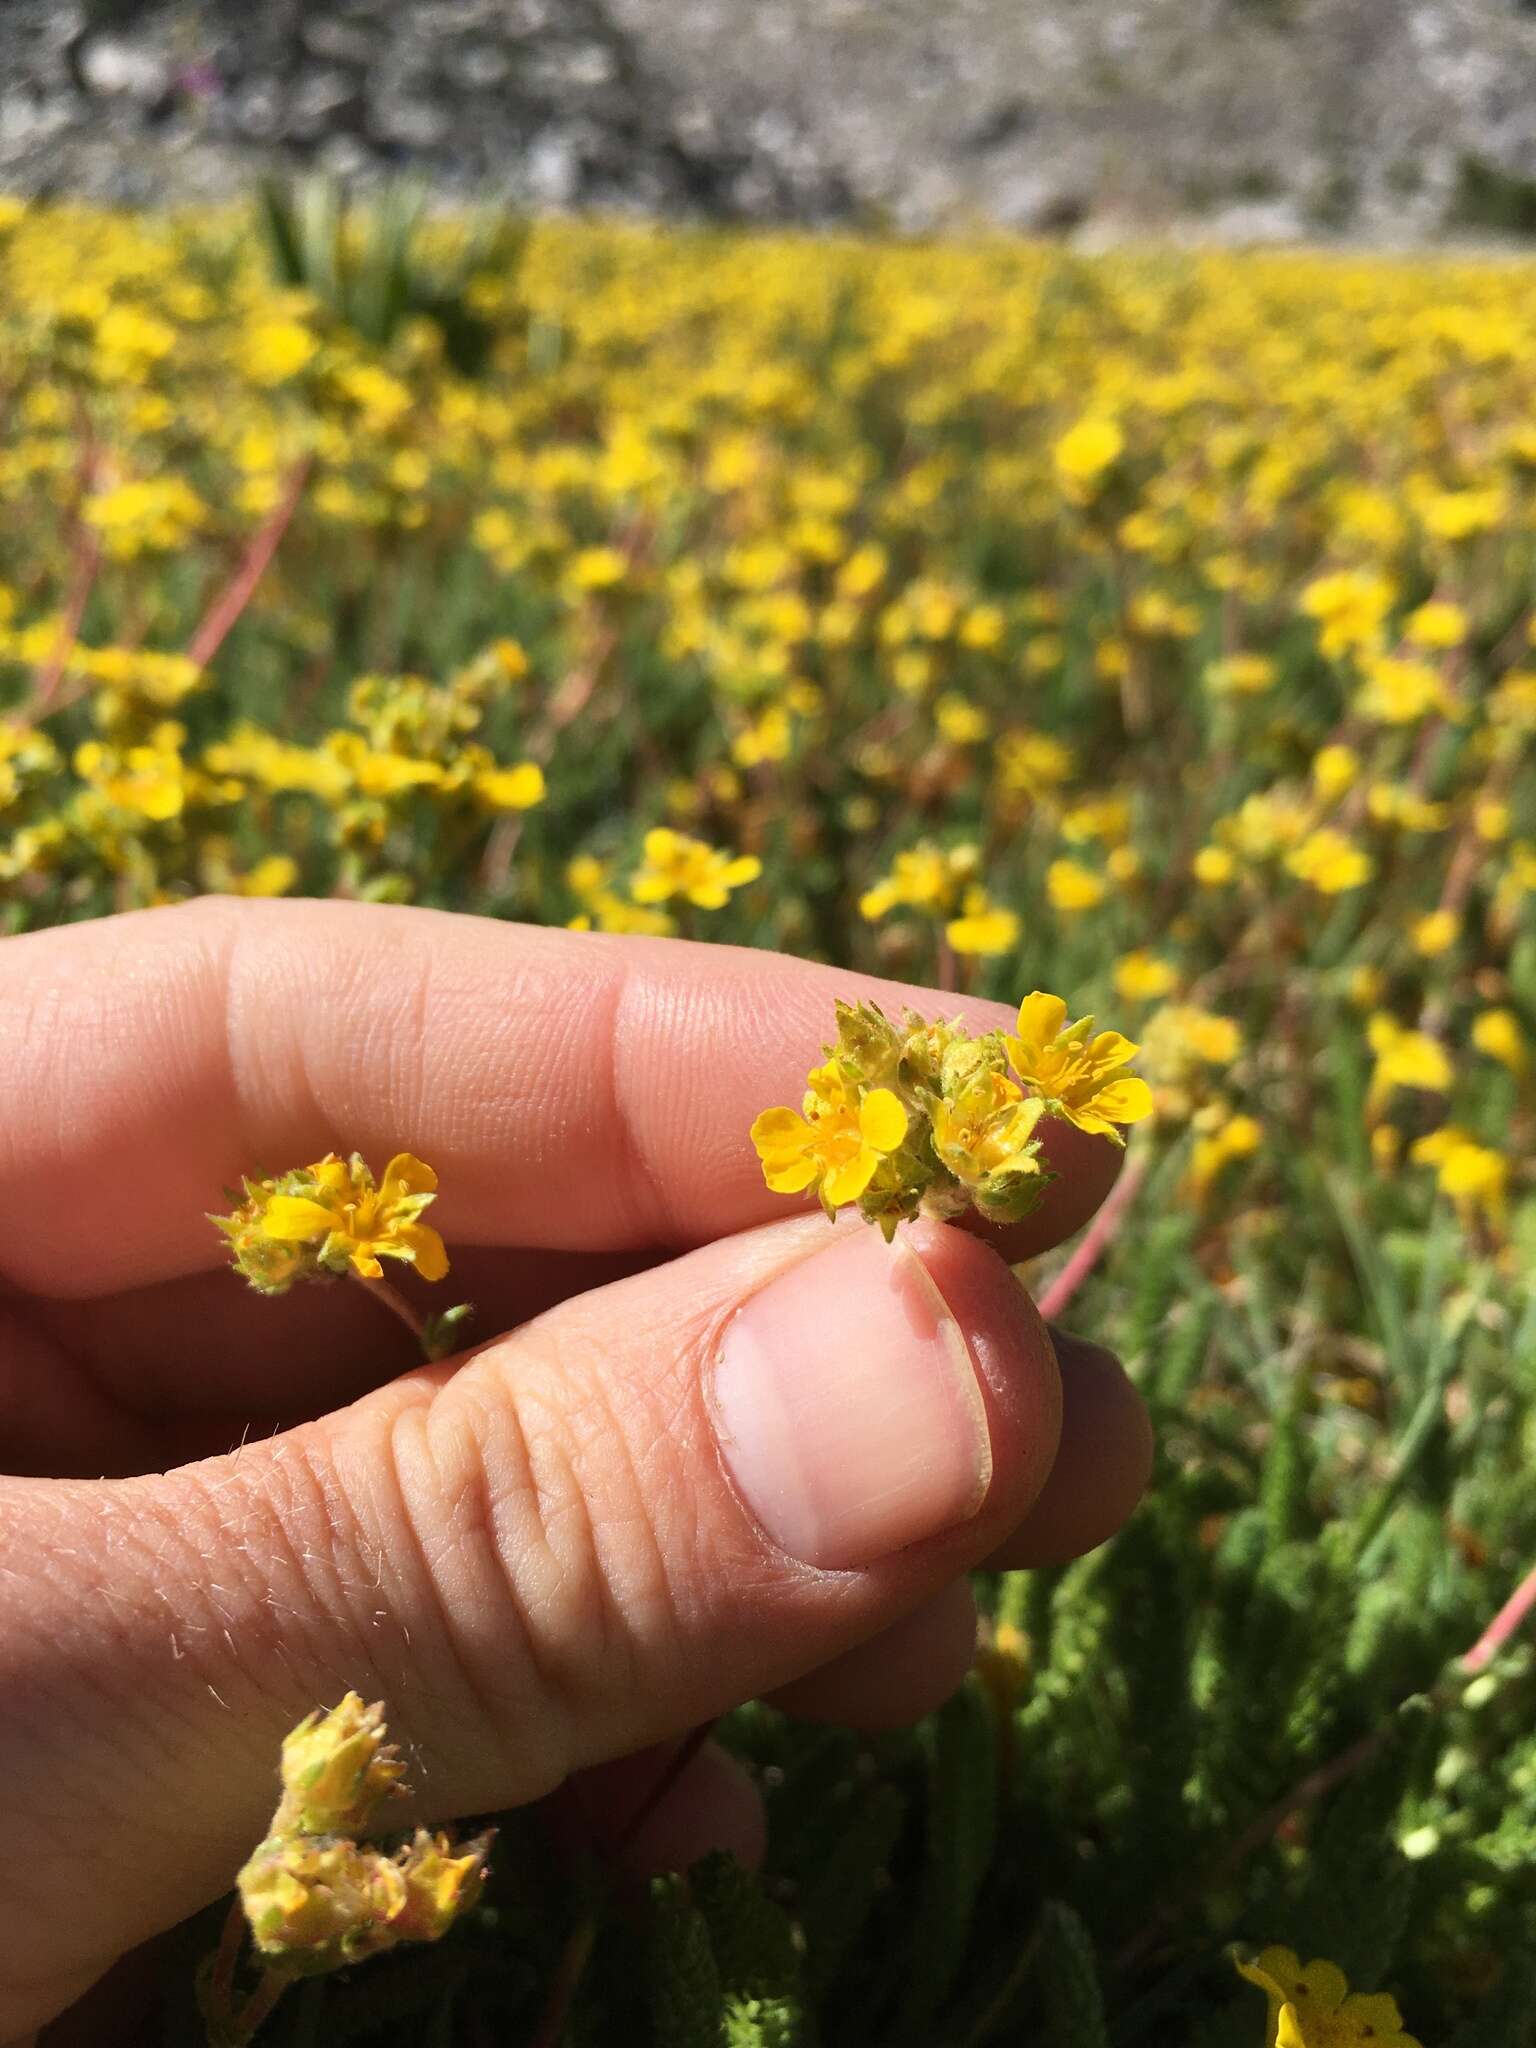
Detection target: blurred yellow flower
<box><xmin>1113</xmin><ymin>950</ymin><xmax>1178</xmax><ymax>1002</ymax></box>
<box><xmin>1367</xmin><ymin>1015</ymin><xmax>1452</xmax><ymax>1104</ymax></box>
<box><xmin>1286</xmin><ymin>829</ymin><xmax>1373</xmax><ymax>894</ymax></box>
<box><xmin>1054</xmin><ymin>415</ymin><xmax>1124</xmax><ymax>491</ymax></box>
<box><xmin>1046</xmin><ymin>858</ymin><xmax>1107</xmax><ymax>912</ymax></box>
<box><xmin>630</xmin><ymin>828</ymin><xmax>761</xmax><ymax>909</ymax></box>
<box><xmin>947</xmin><ymin>887</ymin><xmax>1020</xmax><ymax>956</ymax></box>
<box><xmin>1410</xmin><ymin>908</ymin><xmax>1459</xmax><ymax>957</ymax></box>
<box><xmin>1472</xmin><ymin>1007</ymin><xmax>1526</xmax><ymax>1074</ymax></box>
<box><xmin>1411</xmin><ymin>1127</ymin><xmax>1509</xmax><ymax>1229</ymax></box>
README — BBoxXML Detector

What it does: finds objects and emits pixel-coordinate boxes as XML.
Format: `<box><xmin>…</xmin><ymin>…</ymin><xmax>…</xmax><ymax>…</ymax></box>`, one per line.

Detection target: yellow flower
<box><xmin>1186</xmin><ymin>1111</ymin><xmax>1261</xmax><ymax>1202</ymax></box>
<box><xmin>1357</xmin><ymin>655</ymin><xmax>1449</xmax><ymax>726</ymax></box>
<box><xmin>276</xmin><ymin>1693</ymin><xmax>407</xmax><ymax>1839</ymax></box>
<box><xmin>1366</xmin><ymin>1015</ymin><xmax>1452</xmax><ymax>1105</ymax></box>
<box><xmin>1204</xmin><ymin>652</ymin><xmax>1277</xmax><ymax>696</ymax></box>
<box><xmin>1236</xmin><ymin>1946</ymin><xmax>1421</xmax><ymax>2047</ymax></box>
<box><xmin>1194</xmin><ymin>844</ymin><xmax>1237</xmax><ymax>886</ymax></box>
<box><xmin>473</xmin><ymin>760</ymin><xmax>545</xmax><ymax>810</ymax></box>
<box><xmin>1054</xmin><ymin>415</ymin><xmax>1124</xmax><ymax>492</ymax></box>
<box><xmin>1300</xmin><ymin>569</ymin><xmax>1395</xmax><ymax>657</ymax></box>
<box><xmin>240</xmin><ymin>1835</ymin><xmax>406</xmax><ymax>1968</ymax></box>
<box><xmin>860</xmin><ymin>841</ymin><xmax>978</xmax><ymax>921</ymax></box>
<box><xmin>1286</xmin><ymin>829</ymin><xmax>1373</xmax><ymax>894</ymax></box>
<box><xmin>1473</xmin><ymin>1007</ymin><xmax>1526</xmax><ymax>1074</ymax></box>
<box><xmin>1411</xmin><ymin>1127</ymin><xmax>1509</xmax><ymax>1228</ymax></box>
<box><xmin>1006</xmin><ymin>991</ymin><xmax>1153</xmax><ymax>1144</ymax></box>
<box><xmin>750</xmin><ymin>1069</ymin><xmax>909</xmax><ymax>1215</ymax></box>
<box><xmin>1152</xmin><ymin>1004</ymin><xmax>1242</xmax><ymax>1066</ymax></box>
<box><xmin>1405</xmin><ymin>598</ymin><xmax>1467</xmax><ymax>648</ymax></box>
<box><xmin>630</xmin><ymin>827</ymin><xmax>761</xmax><ymax>909</ymax></box>
<box><xmin>1311</xmin><ymin>744</ymin><xmax>1360</xmax><ymax>801</ymax></box>
<box><xmin>931</xmin><ymin>1054</ymin><xmax>1045</xmax><ymax>1220</ymax></box>
<box><xmin>946</xmin><ymin>887</ymin><xmax>1020</xmax><ymax>956</ymax></box>
<box><xmin>1410</xmin><ymin>908</ymin><xmax>1459</xmax><ymax>957</ymax></box>
<box><xmin>215</xmin><ymin>1152</ymin><xmax>449</xmax><ymax>1291</ymax></box>
<box><xmin>1046</xmin><ymin>858</ymin><xmax>1107</xmax><ymax>912</ymax></box>
<box><xmin>1113</xmin><ymin>950</ymin><xmax>1179</xmax><ymax>1002</ymax></box>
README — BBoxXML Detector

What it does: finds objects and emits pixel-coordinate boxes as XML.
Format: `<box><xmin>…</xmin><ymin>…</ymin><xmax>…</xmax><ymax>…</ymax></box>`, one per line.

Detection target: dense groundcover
<box><xmin>4</xmin><ymin>200</ymin><xmax>1536</xmax><ymax>2044</ymax></box>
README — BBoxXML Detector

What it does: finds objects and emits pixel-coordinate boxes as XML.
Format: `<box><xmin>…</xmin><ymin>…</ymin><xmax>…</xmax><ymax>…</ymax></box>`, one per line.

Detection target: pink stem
<box><xmin>1462</xmin><ymin>1557</ymin><xmax>1536</xmax><ymax>1674</ymax></box>
<box><xmin>185</xmin><ymin>458</ymin><xmax>311</xmax><ymax>673</ymax></box>
<box><xmin>1035</xmin><ymin>1148</ymin><xmax>1148</xmax><ymax>1323</ymax></box>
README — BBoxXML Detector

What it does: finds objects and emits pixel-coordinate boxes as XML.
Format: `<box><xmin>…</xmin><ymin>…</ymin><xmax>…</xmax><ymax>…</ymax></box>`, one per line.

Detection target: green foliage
<box><xmin>255</xmin><ymin>175</ymin><xmax>526</xmax><ymax>370</ymax></box>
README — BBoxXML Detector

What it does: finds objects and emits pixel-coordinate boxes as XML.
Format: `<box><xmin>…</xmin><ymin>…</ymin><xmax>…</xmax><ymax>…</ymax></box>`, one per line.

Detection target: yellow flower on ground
<box><xmin>214</xmin><ymin>1152</ymin><xmax>449</xmax><ymax>1292</ymax></box>
<box><xmin>1186</xmin><ymin>1110</ymin><xmax>1261</xmax><ymax>1201</ymax></box>
<box><xmin>1410</xmin><ymin>908</ymin><xmax>1459</xmax><ymax>957</ymax></box>
<box><xmin>1114</xmin><ymin>950</ymin><xmax>1179</xmax><ymax>1002</ymax></box>
<box><xmin>946</xmin><ymin>887</ymin><xmax>1020</xmax><ymax>956</ymax></box>
<box><xmin>751</xmin><ymin>1067</ymin><xmax>910</xmax><ymax>1215</ymax></box>
<box><xmin>1473</xmin><ymin>1007</ymin><xmax>1526</xmax><ymax>1074</ymax></box>
<box><xmin>1054</xmin><ymin>415</ymin><xmax>1124</xmax><ymax>492</ymax></box>
<box><xmin>1007</xmin><ymin>991</ymin><xmax>1153</xmax><ymax>1143</ymax></box>
<box><xmin>861</xmin><ymin>841</ymin><xmax>978</xmax><ymax>921</ymax></box>
<box><xmin>1236</xmin><ymin>1946</ymin><xmax>1421</xmax><ymax>2047</ymax></box>
<box><xmin>1194</xmin><ymin>844</ymin><xmax>1237</xmax><ymax>886</ymax></box>
<box><xmin>1411</xmin><ymin>1127</ymin><xmax>1509</xmax><ymax>1228</ymax></box>
<box><xmin>1366</xmin><ymin>1015</ymin><xmax>1452</xmax><ymax>1105</ymax></box>
<box><xmin>1046</xmin><ymin>858</ymin><xmax>1108</xmax><ymax>912</ymax></box>
<box><xmin>630</xmin><ymin>827</ymin><xmax>761</xmax><ymax>909</ymax></box>
<box><xmin>1286</xmin><ymin>829</ymin><xmax>1373</xmax><ymax>894</ymax></box>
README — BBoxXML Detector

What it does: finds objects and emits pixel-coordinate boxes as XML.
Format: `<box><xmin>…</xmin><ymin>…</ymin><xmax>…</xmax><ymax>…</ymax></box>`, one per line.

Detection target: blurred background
<box><xmin>11</xmin><ymin>0</ymin><xmax>1536</xmax><ymax>242</ymax></box>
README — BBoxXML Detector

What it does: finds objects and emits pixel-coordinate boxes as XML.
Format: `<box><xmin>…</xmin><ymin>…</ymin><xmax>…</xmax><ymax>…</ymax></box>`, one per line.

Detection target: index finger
<box><xmin>0</xmin><ymin>898</ymin><xmax>1123</xmax><ymax>1297</ymax></box>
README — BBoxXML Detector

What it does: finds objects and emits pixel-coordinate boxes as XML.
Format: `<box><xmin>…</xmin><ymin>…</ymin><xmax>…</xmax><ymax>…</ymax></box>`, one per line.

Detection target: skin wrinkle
<box><xmin>604</xmin><ymin>961</ymin><xmax>683</xmax><ymax>1249</ymax></box>
<box><xmin>379</xmin><ymin>1364</ymin><xmax>579</xmax><ymax>1806</ymax></box>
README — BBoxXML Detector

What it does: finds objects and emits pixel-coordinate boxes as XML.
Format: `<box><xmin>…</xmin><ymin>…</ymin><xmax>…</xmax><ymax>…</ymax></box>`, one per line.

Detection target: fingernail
<box><xmin>711</xmin><ymin>1226</ymin><xmax>993</xmax><ymax>1569</ymax></box>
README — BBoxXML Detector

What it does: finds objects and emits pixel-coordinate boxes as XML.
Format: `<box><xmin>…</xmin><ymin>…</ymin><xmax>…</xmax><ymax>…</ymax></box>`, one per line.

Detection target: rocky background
<box><xmin>7</xmin><ymin>0</ymin><xmax>1536</xmax><ymax>241</ymax></box>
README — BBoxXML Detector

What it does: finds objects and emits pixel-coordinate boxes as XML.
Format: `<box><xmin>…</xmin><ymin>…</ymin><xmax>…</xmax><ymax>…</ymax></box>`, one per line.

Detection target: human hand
<box><xmin>0</xmin><ymin>899</ymin><xmax>1151</xmax><ymax>2039</ymax></box>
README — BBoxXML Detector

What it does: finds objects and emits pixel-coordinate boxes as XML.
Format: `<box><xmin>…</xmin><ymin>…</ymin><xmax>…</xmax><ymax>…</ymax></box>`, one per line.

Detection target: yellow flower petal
<box><xmin>751</xmin><ymin>1107</ymin><xmax>811</xmax><ymax>1152</ymax></box>
<box><xmin>395</xmin><ymin>1222</ymin><xmax>449</xmax><ymax>1283</ymax></box>
<box><xmin>382</xmin><ymin>1152</ymin><xmax>438</xmax><ymax>1200</ymax></box>
<box><xmin>858</xmin><ymin>1088</ymin><xmax>908</xmax><ymax>1152</ymax></box>
<box><xmin>764</xmin><ymin>1155</ymin><xmax>820</xmax><ymax>1194</ymax></box>
<box><xmin>261</xmin><ymin>1195</ymin><xmax>344</xmax><ymax>1242</ymax></box>
<box><xmin>822</xmin><ymin>1151</ymin><xmax>879</xmax><ymax>1207</ymax></box>
<box><xmin>1091</xmin><ymin>1076</ymin><xmax>1155</xmax><ymax>1125</ymax></box>
<box><xmin>1016</xmin><ymin>990</ymin><xmax>1068</xmax><ymax>1048</ymax></box>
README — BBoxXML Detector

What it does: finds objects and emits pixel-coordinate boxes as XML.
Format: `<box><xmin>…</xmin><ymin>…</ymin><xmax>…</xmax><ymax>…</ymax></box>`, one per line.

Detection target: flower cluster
<box><xmin>235</xmin><ymin>1693</ymin><xmax>491</xmax><ymax>1978</ymax></box>
<box><xmin>751</xmin><ymin>991</ymin><xmax>1151</xmax><ymax>1237</ymax></box>
<box><xmin>211</xmin><ymin>1150</ymin><xmax>448</xmax><ymax>1294</ymax></box>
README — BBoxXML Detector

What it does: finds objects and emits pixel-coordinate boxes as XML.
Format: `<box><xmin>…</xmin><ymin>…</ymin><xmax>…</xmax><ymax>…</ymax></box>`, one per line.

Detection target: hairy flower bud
<box><xmin>274</xmin><ymin>1692</ymin><xmax>407</xmax><ymax>1839</ymax></box>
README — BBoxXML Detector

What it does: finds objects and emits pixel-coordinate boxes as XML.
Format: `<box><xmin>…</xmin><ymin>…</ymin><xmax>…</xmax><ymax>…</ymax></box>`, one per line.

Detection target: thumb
<box><xmin>0</xmin><ymin>1213</ymin><xmax>1059</xmax><ymax>2033</ymax></box>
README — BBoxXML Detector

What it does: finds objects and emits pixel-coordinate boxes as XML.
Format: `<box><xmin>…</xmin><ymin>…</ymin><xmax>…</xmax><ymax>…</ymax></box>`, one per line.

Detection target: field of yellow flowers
<box><xmin>4</xmin><ymin>195</ymin><xmax>1536</xmax><ymax>2046</ymax></box>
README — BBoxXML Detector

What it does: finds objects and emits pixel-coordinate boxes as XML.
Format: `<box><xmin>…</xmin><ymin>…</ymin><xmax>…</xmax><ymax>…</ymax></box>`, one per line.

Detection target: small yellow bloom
<box><xmin>1410</xmin><ymin>908</ymin><xmax>1459</xmax><ymax>957</ymax></box>
<box><xmin>1312</xmin><ymin>744</ymin><xmax>1360</xmax><ymax>802</ymax></box>
<box><xmin>1237</xmin><ymin>1947</ymin><xmax>1420</xmax><ymax>2048</ymax></box>
<box><xmin>474</xmin><ymin>760</ymin><xmax>545</xmax><ymax>810</ymax></box>
<box><xmin>1473</xmin><ymin>1007</ymin><xmax>1526</xmax><ymax>1074</ymax></box>
<box><xmin>214</xmin><ymin>1152</ymin><xmax>449</xmax><ymax>1292</ymax></box>
<box><xmin>751</xmin><ymin>1071</ymin><xmax>910</xmax><ymax>1215</ymax></box>
<box><xmin>630</xmin><ymin>827</ymin><xmax>761</xmax><ymax>909</ymax></box>
<box><xmin>1204</xmin><ymin>652</ymin><xmax>1277</xmax><ymax>697</ymax></box>
<box><xmin>1286</xmin><ymin>829</ymin><xmax>1373</xmax><ymax>895</ymax></box>
<box><xmin>1046</xmin><ymin>858</ymin><xmax>1107</xmax><ymax>912</ymax></box>
<box><xmin>1007</xmin><ymin>991</ymin><xmax>1153</xmax><ymax>1144</ymax></box>
<box><xmin>1367</xmin><ymin>1015</ymin><xmax>1452</xmax><ymax>1104</ymax></box>
<box><xmin>1113</xmin><ymin>950</ymin><xmax>1178</xmax><ymax>1002</ymax></box>
<box><xmin>1411</xmin><ymin>1126</ymin><xmax>1509</xmax><ymax>1227</ymax></box>
<box><xmin>1194</xmin><ymin>845</ymin><xmax>1236</xmax><ymax>886</ymax></box>
<box><xmin>1185</xmin><ymin>1111</ymin><xmax>1261</xmax><ymax>1202</ymax></box>
<box><xmin>1054</xmin><ymin>415</ymin><xmax>1124</xmax><ymax>492</ymax></box>
<box><xmin>946</xmin><ymin>887</ymin><xmax>1020</xmax><ymax>957</ymax></box>
<box><xmin>860</xmin><ymin>841</ymin><xmax>977</xmax><ymax>922</ymax></box>
<box><xmin>1405</xmin><ymin>598</ymin><xmax>1467</xmax><ymax>649</ymax></box>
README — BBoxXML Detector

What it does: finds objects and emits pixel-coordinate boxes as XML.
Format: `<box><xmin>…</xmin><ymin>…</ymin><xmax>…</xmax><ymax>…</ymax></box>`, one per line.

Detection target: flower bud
<box><xmin>275</xmin><ymin>1692</ymin><xmax>407</xmax><ymax>1838</ymax></box>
